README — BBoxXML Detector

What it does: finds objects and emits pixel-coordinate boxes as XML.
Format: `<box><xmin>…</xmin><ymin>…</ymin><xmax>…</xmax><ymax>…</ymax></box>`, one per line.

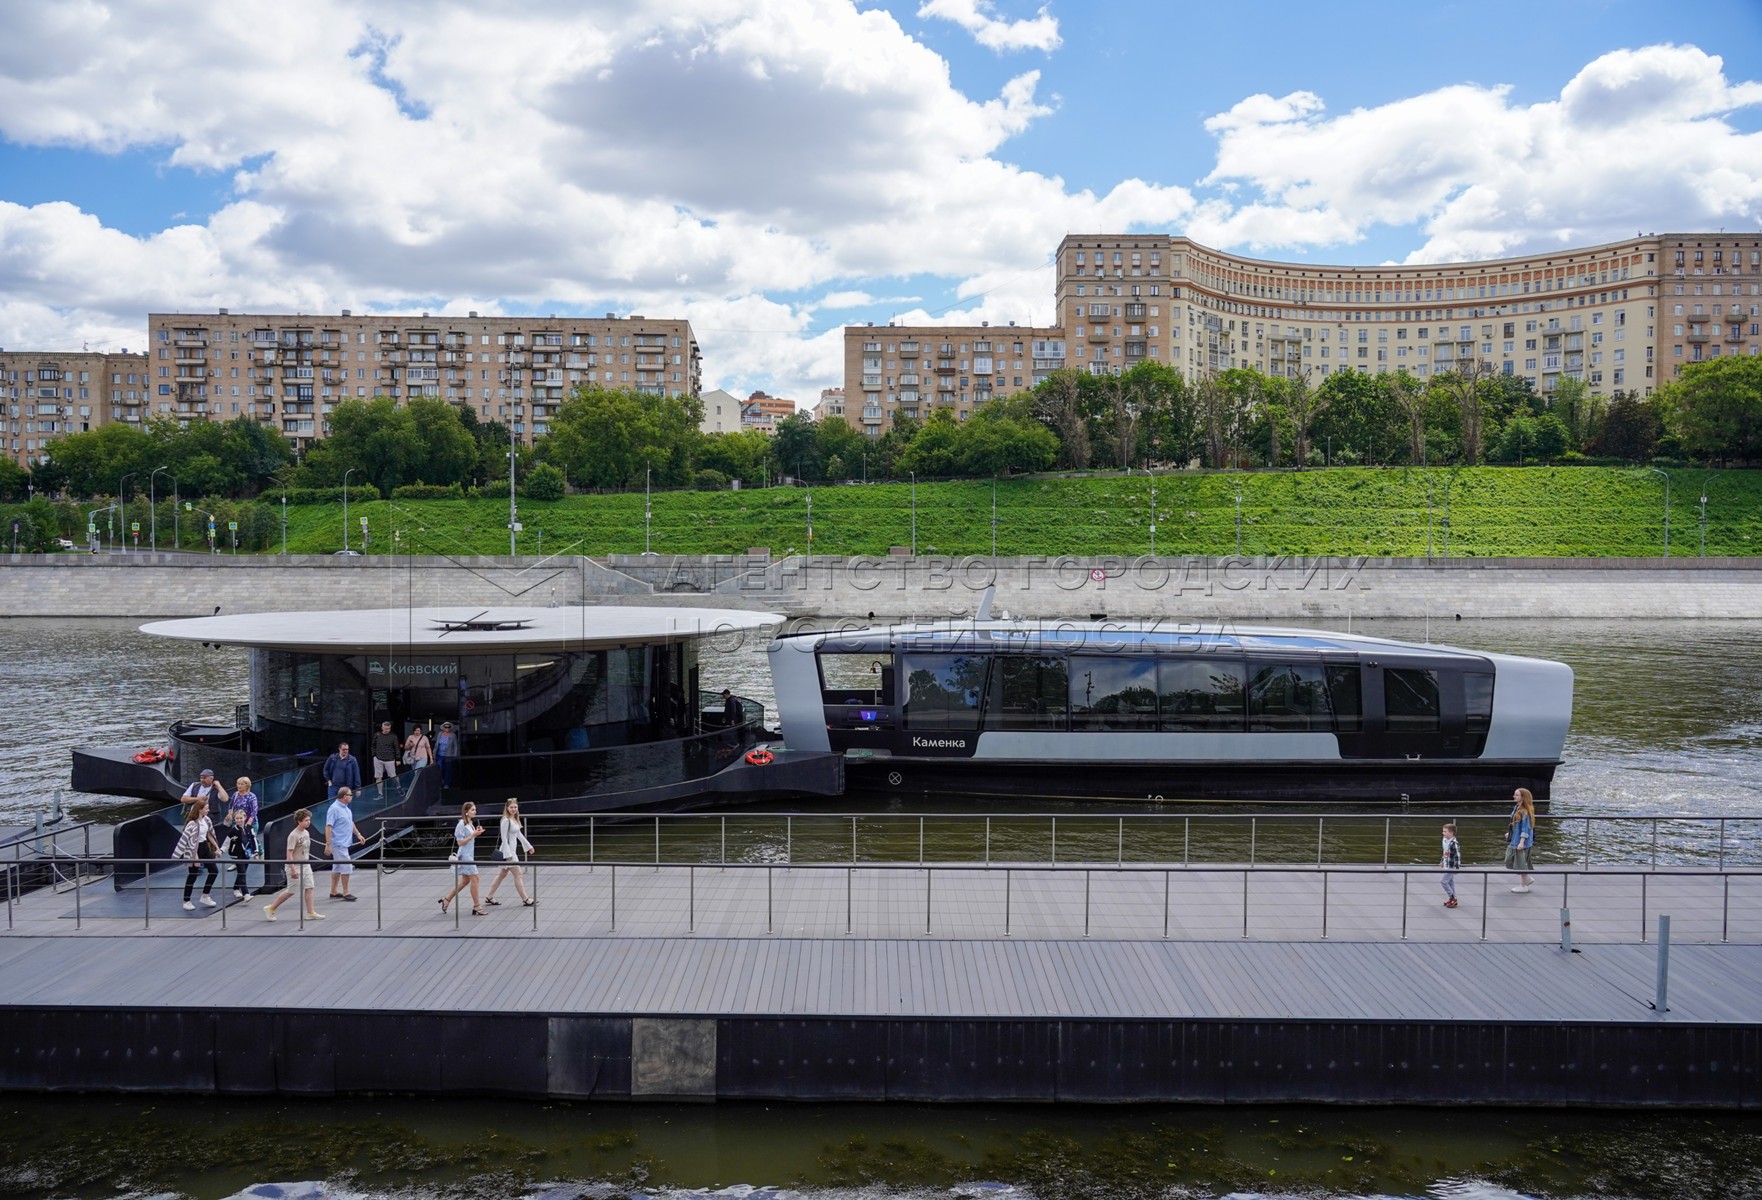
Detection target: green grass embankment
<box><xmin>272</xmin><ymin>467</ymin><xmax>1762</xmax><ymax>559</ymax></box>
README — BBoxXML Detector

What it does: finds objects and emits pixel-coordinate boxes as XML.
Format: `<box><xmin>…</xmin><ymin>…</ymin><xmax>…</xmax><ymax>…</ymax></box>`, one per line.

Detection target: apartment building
<box><xmin>845</xmin><ymin>232</ymin><xmax>1760</xmax><ymax>432</ymax></box>
<box><xmin>841</xmin><ymin>322</ymin><xmax>1063</xmax><ymax>437</ymax></box>
<box><xmin>1</xmin><ymin>349</ymin><xmax>151</xmax><ymax>468</ymax></box>
<box><xmin>810</xmin><ymin>387</ymin><xmax>847</xmax><ymax>427</ymax></box>
<box><xmin>145</xmin><ymin>309</ymin><xmax>701</xmax><ymax>451</ymax></box>
<box><xmin>740</xmin><ymin>390</ymin><xmax>796</xmax><ymax>433</ymax></box>
<box><xmin>700</xmin><ymin>387</ymin><xmax>744</xmax><ymax>434</ymax></box>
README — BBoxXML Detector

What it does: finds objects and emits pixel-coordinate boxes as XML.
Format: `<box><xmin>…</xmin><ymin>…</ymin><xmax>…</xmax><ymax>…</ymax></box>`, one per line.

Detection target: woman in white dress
<box><xmin>437</xmin><ymin>801</ymin><xmax>486</xmax><ymax>916</ymax></box>
<box><xmin>483</xmin><ymin>797</ymin><xmax>536</xmax><ymax>907</ymax></box>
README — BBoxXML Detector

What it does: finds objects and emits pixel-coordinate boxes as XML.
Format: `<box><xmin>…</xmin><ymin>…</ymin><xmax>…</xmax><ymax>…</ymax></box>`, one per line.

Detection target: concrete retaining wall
<box><xmin>5</xmin><ymin>552</ymin><xmax>1762</xmax><ymax>619</ymax></box>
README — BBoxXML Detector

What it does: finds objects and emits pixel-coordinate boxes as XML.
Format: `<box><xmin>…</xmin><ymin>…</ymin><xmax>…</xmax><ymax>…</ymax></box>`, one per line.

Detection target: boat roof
<box><xmin>775</xmin><ymin>620</ymin><xmax>1504</xmax><ymax>662</ymax></box>
<box><xmin>142</xmin><ymin>606</ymin><xmax>782</xmax><ymax>654</ymax></box>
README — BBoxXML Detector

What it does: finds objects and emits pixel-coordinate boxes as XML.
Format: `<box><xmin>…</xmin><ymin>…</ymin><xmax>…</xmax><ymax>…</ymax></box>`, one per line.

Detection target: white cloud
<box><xmin>1199</xmin><ymin>44</ymin><xmax>1762</xmax><ymax>262</ymax></box>
<box><xmin>916</xmin><ymin>0</ymin><xmax>1060</xmax><ymax>53</ymax></box>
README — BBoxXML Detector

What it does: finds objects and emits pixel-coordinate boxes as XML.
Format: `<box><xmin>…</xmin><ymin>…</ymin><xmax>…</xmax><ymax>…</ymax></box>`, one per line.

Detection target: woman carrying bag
<box><xmin>175</xmin><ymin>796</ymin><xmax>223</xmax><ymax>911</ymax></box>
<box><xmin>1505</xmin><ymin>787</ymin><xmax>1537</xmax><ymax>893</ymax></box>
<box><xmin>405</xmin><ymin>724</ymin><xmax>434</xmax><ymax>771</ymax></box>
<box><xmin>483</xmin><ymin>797</ymin><xmax>536</xmax><ymax>908</ymax></box>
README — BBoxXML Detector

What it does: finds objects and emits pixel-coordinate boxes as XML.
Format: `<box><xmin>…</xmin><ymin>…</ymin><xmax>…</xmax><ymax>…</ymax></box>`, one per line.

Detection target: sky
<box><xmin>2</xmin><ymin>0</ymin><xmax>1760</xmax><ymax>408</ymax></box>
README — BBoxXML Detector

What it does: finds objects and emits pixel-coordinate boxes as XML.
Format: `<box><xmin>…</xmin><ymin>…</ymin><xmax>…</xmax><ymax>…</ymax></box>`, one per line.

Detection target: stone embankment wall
<box><xmin>3</xmin><ymin>552</ymin><xmax>1762</xmax><ymax>620</ymax></box>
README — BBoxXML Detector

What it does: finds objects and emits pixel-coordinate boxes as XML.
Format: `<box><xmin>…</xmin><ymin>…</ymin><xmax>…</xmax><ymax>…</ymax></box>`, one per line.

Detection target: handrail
<box><xmin>379</xmin><ymin>809</ymin><xmax>1762</xmax><ymax>872</ymax></box>
<box><xmin>1</xmin><ymin>819</ymin><xmax>105</xmax><ymax>859</ymax></box>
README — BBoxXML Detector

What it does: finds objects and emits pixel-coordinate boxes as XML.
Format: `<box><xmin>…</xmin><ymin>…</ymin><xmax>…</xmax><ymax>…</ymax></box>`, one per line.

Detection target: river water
<box><xmin>2</xmin><ymin>616</ymin><xmax>1760</xmax><ymax>1199</ymax></box>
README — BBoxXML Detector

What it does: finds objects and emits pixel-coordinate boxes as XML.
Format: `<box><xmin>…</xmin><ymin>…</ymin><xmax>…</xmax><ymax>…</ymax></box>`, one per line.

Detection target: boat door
<box><xmin>1341</xmin><ymin>658</ymin><xmax>1466</xmax><ymax>759</ymax></box>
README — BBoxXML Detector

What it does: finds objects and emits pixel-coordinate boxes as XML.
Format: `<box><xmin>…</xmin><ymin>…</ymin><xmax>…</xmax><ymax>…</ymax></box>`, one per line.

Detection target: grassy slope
<box><xmin>275</xmin><ymin>467</ymin><xmax>1762</xmax><ymax>559</ymax></box>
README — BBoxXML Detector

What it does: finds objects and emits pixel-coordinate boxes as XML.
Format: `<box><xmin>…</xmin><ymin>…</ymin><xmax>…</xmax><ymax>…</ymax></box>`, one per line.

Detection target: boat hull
<box><xmin>843</xmin><ymin>755</ymin><xmax>1556</xmax><ymax>806</ymax></box>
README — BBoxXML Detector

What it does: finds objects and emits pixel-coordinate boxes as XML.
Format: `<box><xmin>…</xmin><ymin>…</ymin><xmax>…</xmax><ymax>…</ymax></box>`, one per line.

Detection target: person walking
<box><xmin>222</xmin><ymin>805</ymin><xmax>261</xmax><ymax>900</ymax></box>
<box><xmin>435</xmin><ymin>721</ymin><xmax>459</xmax><ymax>788</ymax></box>
<box><xmin>225</xmin><ymin>776</ymin><xmax>261</xmax><ymax>897</ymax></box>
<box><xmin>324</xmin><ymin>786</ymin><xmax>366</xmax><ymax>902</ymax></box>
<box><xmin>322</xmin><ymin>741</ymin><xmax>361</xmax><ymax>801</ymax></box>
<box><xmin>370</xmin><ymin>720</ymin><xmax>401</xmax><ymax>788</ymax></box>
<box><xmin>405</xmin><ymin>724</ymin><xmax>434</xmax><ymax>771</ymax></box>
<box><xmin>174</xmin><ymin>796</ymin><xmax>222</xmax><ymax>911</ymax></box>
<box><xmin>483</xmin><ymin>797</ymin><xmax>536</xmax><ymax>908</ymax></box>
<box><xmin>1506</xmin><ymin>787</ymin><xmax>1537</xmax><ymax>892</ymax></box>
<box><xmin>1439</xmin><ymin>821</ymin><xmax>1461</xmax><ymax>908</ymax></box>
<box><xmin>438</xmin><ymin>801</ymin><xmax>487</xmax><ymax>917</ymax></box>
<box><xmin>264</xmin><ymin>808</ymin><xmax>324</xmax><ymax>921</ymax></box>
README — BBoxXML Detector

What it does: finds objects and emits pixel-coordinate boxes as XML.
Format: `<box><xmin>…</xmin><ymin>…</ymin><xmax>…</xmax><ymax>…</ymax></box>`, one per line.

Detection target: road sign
<box><xmin>228</xmin><ymin>521</ymin><xmax>238</xmax><ymax>531</ymax></box>
<box><xmin>130</xmin><ymin>522</ymin><xmax>140</xmax><ymax>533</ymax></box>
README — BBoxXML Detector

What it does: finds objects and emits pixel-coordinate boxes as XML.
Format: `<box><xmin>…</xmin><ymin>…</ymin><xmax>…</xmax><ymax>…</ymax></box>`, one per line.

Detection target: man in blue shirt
<box><xmin>324</xmin><ymin>786</ymin><xmax>365</xmax><ymax>902</ymax></box>
<box><xmin>322</xmin><ymin>741</ymin><xmax>361</xmax><ymax>800</ymax></box>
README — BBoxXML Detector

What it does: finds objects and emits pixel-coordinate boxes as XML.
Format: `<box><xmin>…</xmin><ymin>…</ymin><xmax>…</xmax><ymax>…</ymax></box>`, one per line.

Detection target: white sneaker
<box><xmin>1510</xmin><ymin>885</ymin><xmax>1531</xmax><ymax>893</ymax></box>
<box><xmin>182</xmin><ymin>901</ymin><xmax>195</xmax><ymax>911</ymax></box>
<box><xmin>305</xmin><ymin>910</ymin><xmax>327</xmax><ymax>920</ymax></box>
<box><xmin>264</xmin><ymin>905</ymin><xmax>278</xmax><ymax>922</ymax></box>
<box><xmin>199</xmin><ymin>895</ymin><xmax>218</xmax><ymax>907</ymax></box>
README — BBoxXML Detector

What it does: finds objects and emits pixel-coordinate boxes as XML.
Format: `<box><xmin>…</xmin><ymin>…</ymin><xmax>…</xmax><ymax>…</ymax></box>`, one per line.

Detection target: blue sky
<box><xmin>1</xmin><ymin>0</ymin><xmax>1759</xmax><ymax>401</ymax></box>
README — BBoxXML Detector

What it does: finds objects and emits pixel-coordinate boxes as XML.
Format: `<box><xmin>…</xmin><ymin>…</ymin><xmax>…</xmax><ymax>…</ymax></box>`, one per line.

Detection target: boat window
<box><xmin>985</xmin><ymin>656</ymin><xmax>1069</xmax><ymax>731</ymax></box>
<box><xmin>901</xmin><ymin>653</ymin><xmax>987</xmax><ymax>730</ymax></box>
<box><xmin>1325</xmin><ymin>665</ymin><xmax>1363</xmax><ymax>732</ymax></box>
<box><xmin>1247</xmin><ymin>662</ymin><xmax>1333</xmax><ymax>732</ymax></box>
<box><xmin>1385</xmin><ymin>668</ymin><xmax>1441</xmax><ymax>732</ymax></box>
<box><xmin>819</xmin><ymin>652</ymin><xmax>892</xmax><ymax>704</ymax></box>
<box><xmin>1464</xmin><ymin>670</ymin><xmax>1494</xmax><ymax>732</ymax></box>
<box><xmin>1069</xmin><ymin>656</ymin><xmax>1159</xmax><ymax>731</ymax></box>
<box><xmin>1157</xmin><ymin>659</ymin><xmax>1246</xmax><ymax>731</ymax></box>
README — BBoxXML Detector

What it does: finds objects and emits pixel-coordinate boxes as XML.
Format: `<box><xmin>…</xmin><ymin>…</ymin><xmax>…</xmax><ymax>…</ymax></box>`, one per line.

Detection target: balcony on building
<box><xmin>1087</xmin><ymin>329</ymin><xmax>1112</xmax><ymax>342</ymax></box>
<box><xmin>174</xmin><ymin>334</ymin><xmax>207</xmax><ymax>347</ymax></box>
<box><xmin>897</xmin><ymin>342</ymin><xmax>919</xmax><ymax>357</ymax></box>
<box><xmin>1726</xmin><ymin>328</ymin><xmax>1747</xmax><ymax>343</ymax></box>
<box><xmin>1687</xmin><ymin>328</ymin><xmax>1711</xmax><ymax>343</ymax></box>
<box><xmin>1124</xmin><ymin>303</ymin><xmax>1147</xmax><ymax>320</ymax></box>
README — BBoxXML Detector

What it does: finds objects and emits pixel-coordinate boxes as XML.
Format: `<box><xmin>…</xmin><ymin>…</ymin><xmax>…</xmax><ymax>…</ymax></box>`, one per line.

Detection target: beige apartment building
<box><xmin>810</xmin><ymin>387</ymin><xmax>847</xmax><ymax>427</ymax></box>
<box><xmin>145</xmin><ymin>309</ymin><xmax>701</xmax><ymax>451</ymax></box>
<box><xmin>841</xmin><ymin>322</ymin><xmax>1063</xmax><ymax>437</ymax></box>
<box><xmin>1</xmin><ymin>349</ymin><xmax>151</xmax><ymax>468</ymax></box>
<box><xmin>846</xmin><ymin>232</ymin><xmax>1761</xmax><ymax>433</ymax></box>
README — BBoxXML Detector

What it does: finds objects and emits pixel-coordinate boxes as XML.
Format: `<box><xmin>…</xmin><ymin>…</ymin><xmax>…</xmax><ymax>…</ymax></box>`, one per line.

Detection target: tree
<box><xmin>1125</xmin><ymin>362</ymin><xmax>1196</xmax><ymax>467</ymax></box>
<box><xmin>1590</xmin><ymin>391</ymin><xmax>1661</xmax><ymax>461</ymax></box>
<box><xmin>897</xmin><ymin>409</ymin><xmax>962</xmax><ymax>477</ymax></box>
<box><xmin>40</xmin><ymin>422</ymin><xmax>151</xmax><ymax>498</ymax></box>
<box><xmin>957</xmin><ymin>413</ymin><xmax>1059</xmax><ymax>476</ymax></box>
<box><xmin>815</xmin><ymin>416</ymin><xmax>870</xmax><ymax>480</ymax></box>
<box><xmin>1313</xmin><ymin>371</ymin><xmax>1399</xmax><ymax>465</ymax></box>
<box><xmin>1658</xmin><ymin>356</ymin><xmax>1762</xmax><ymax>462</ymax></box>
<box><xmin>1385</xmin><ymin>372</ymin><xmax>1427</xmax><ymax>465</ymax></box>
<box><xmin>540</xmin><ymin>387</ymin><xmax>704</xmax><ymax>489</ymax></box>
<box><xmin>522</xmin><ymin>461</ymin><xmax>566</xmax><ymax>501</ymax></box>
<box><xmin>1029</xmin><ymin>369</ymin><xmax>1091</xmax><ymax>469</ymax></box>
<box><xmin>0</xmin><ymin>457</ymin><xmax>29</xmax><ymax>502</ymax></box>
<box><xmin>772</xmin><ymin>412</ymin><xmax>823</xmax><ymax>481</ymax></box>
<box><xmin>697</xmin><ymin>430</ymin><xmax>773</xmax><ymax>485</ymax></box>
<box><xmin>1278</xmin><ymin>370</ymin><xmax>1327</xmax><ymax>469</ymax></box>
<box><xmin>299</xmin><ymin>396</ymin><xmax>476</xmax><ymax>495</ymax></box>
<box><xmin>1434</xmin><ymin>358</ymin><xmax>1498</xmax><ymax>465</ymax></box>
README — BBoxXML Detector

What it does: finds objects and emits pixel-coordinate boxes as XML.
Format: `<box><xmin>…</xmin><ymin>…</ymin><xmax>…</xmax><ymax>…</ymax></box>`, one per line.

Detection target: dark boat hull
<box><xmin>843</xmin><ymin>755</ymin><xmax>1556</xmax><ymax>806</ymax></box>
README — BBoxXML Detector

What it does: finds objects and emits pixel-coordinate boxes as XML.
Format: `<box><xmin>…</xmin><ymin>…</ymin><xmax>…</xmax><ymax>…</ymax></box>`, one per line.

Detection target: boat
<box><xmin>72</xmin><ymin>605</ymin><xmax>843</xmax><ymax>816</ymax></box>
<box><xmin>768</xmin><ymin>616</ymin><xmax>1573</xmax><ymax>804</ymax></box>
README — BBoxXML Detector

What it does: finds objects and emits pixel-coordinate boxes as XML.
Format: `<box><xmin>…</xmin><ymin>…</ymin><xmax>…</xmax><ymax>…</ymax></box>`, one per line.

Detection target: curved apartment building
<box><xmin>842</xmin><ymin>231</ymin><xmax>1761</xmax><ymax>434</ymax></box>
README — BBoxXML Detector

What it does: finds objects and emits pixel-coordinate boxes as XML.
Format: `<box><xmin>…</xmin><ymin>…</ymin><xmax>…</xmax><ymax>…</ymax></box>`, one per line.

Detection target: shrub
<box><xmin>392</xmin><ymin>483</ymin><xmax>466</xmax><ymax>500</ymax></box>
<box><xmin>693</xmin><ymin>469</ymin><xmax>729</xmax><ymax>492</ymax></box>
<box><xmin>521</xmin><ymin>463</ymin><xmax>566</xmax><ymax>502</ymax></box>
<box><xmin>282</xmin><ymin>485</ymin><xmax>382</xmax><ymax>505</ymax></box>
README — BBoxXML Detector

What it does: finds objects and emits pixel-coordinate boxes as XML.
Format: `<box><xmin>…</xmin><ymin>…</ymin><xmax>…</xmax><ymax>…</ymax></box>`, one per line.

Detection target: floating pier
<box><xmin>1</xmin><ymin>858</ymin><xmax>1758</xmax><ymax>1106</ymax></box>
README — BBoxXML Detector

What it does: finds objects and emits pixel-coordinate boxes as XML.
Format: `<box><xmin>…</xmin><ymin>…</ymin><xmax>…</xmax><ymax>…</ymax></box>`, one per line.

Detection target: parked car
<box><xmin>333</xmin><ymin>549</ymin><xmax>362</xmax><ymax>556</ymax></box>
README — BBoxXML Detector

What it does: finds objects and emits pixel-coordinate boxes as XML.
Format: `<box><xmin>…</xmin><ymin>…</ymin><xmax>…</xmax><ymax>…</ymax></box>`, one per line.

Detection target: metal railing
<box><xmin>19</xmin><ymin>852</ymin><xmax>1757</xmax><ymax>948</ymax></box>
<box><xmin>387</xmin><ymin>810</ymin><xmax>1762</xmax><ymax>872</ymax></box>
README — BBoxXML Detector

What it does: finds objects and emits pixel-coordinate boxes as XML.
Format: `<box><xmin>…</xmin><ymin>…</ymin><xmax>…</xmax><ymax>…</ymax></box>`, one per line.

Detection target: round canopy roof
<box><xmin>141</xmin><ymin>606</ymin><xmax>782</xmax><ymax>654</ymax></box>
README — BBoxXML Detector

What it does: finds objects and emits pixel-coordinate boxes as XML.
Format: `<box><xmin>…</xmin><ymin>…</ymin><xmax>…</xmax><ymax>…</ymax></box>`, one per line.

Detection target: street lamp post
<box><xmin>1234</xmin><ymin>491</ymin><xmax>1243</xmax><ymax>556</ymax></box>
<box><xmin>185</xmin><ymin>502</ymin><xmax>217</xmax><ymax>555</ymax></box>
<box><xmin>508</xmin><ymin>419</ymin><xmax>518</xmax><ymax>557</ymax></box>
<box><xmin>85</xmin><ymin>504</ymin><xmax>116</xmax><ymax>554</ymax></box>
<box><xmin>991</xmin><ymin>477</ymin><xmax>998</xmax><ymax>558</ymax></box>
<box><xmin>1646</xmin><ymin>467</ymin><xmax>1671</xmax><ymax>558</ymax></box>
<box><xmin>910</xmin><ymin>471</ymin><xmax>917</xmax><ymax>556</ymax></box>
<box><xmin>342</xmin><ymin>467</ymin><xmax>358</xmax><ymax>552</ymax></box>
<box><xmin>149</xmin><ymin>466</ymin><xmax>172</xmax><ymax>552</ymax></box>
<box><xmin>118</xmin><ymin>473</ymin><xmax>136</xmax><ymax>553</ymax></box>
<box><xmin>281</xmin><ymin>495</ymin><xmax>288</xmax><ymax>555</ymax></box>
<box><xmin>645</xmin><ymin>462</ymin><xmax>652</xmax><ymax>554</ymax></box>
<box><xmin>1149</xmin><ymin>477</ymin><xmax>1157</xmax><ymax>557</ymax></box>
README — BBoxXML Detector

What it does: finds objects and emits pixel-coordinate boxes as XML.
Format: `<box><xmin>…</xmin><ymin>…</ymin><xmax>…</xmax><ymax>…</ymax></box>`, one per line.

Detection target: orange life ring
<box><xmin>132</xmin><ymin>748</ymin><xmax>167</xmax><ymax>764</ymax></box>
<box><xmin>744</xmin><ymin>748</ymin><xmax>774</xmax><ymax>766</ymax></box>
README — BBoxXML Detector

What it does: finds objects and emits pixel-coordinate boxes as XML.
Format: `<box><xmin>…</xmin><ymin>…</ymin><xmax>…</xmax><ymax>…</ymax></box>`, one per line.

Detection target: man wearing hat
<box><xmin>180</xmin><ymin>767</ymin><xmax>229</xmax><ymax>813</ymax></box>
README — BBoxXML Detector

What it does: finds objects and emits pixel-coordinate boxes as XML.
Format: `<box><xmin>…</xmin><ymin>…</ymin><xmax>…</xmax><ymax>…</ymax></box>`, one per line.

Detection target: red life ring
<box><xmin>132</xmin><ymin>748</ymin><xmax>167</xmax><ymax>764</ymax></box>
<box><xmin>744</xmin><ymin>748</ymin><xmax>774</xmax><ymax>766</ymax></box>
